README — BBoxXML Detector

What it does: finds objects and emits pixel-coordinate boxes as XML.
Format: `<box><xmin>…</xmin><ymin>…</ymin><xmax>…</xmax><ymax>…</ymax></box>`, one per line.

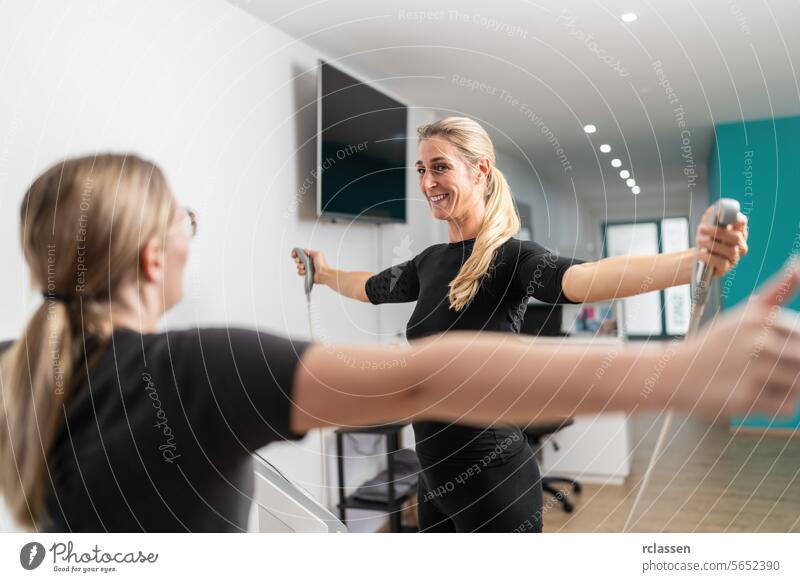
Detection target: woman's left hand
<box><xmin>695</xmin><ymin>206</ymin><xmax>749</xmax><ymax>277</ymax></box>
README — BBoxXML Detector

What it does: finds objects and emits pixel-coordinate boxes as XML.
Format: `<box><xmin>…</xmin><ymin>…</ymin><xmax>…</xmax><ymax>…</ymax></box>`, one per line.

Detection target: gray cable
<box><xmin>304</xmin><ymin>291</ymin><xmax>327</xmax><ymax>508</ymax></box>
<box><xmin>623</xmin><ymin>199</ymin><xmax>739</xmax><ymax>531</ymax></box>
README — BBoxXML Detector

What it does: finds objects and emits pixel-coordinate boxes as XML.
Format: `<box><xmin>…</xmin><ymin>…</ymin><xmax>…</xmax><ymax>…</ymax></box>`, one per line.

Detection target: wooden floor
<box><xmin>542</xmin><ymin>413</ymin><xmax>800</xmax><ymax>532</ymax></box>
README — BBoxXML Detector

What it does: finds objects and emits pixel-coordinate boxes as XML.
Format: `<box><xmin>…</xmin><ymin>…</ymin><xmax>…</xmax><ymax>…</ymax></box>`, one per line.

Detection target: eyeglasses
<box><xmin>182</xmin><ymin>207</ymin><xmax>198</xmax><ymax>239</ymax></box>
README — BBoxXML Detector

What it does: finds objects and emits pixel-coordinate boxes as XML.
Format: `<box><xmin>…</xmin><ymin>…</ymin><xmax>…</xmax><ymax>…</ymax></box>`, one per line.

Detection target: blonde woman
<box><xmin>292</xmin><ymin>117</ymin><xmax>751</xmax><ymax>532</ymax></box>
<box><xmin>1</xmin><ymin>153</ymin><xmax>792</xmax><ymax>534</ymax></box>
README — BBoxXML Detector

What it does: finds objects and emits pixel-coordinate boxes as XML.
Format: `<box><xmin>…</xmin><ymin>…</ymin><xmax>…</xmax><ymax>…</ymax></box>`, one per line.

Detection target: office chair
<box><xmin>523</xmin><ymin>419</ymin><xmax>582</xmax><ymax>513</ymax></box>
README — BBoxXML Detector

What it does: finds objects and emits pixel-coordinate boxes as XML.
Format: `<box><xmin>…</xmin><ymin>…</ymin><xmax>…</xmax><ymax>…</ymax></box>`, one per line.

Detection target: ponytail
<box><xmin>0</xmin><ymin>153</ymin><xmax>173</xmax><ymax>529</ymax></box>
<box><xmin>0</xmin><ymin>299</ymin><xmax>75</xmax><ymax>527</ymax></box>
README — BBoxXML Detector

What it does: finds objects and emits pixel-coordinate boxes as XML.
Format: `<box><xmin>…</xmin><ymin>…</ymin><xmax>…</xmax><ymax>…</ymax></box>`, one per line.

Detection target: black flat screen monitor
<box><xmin>317</xmin><ymin>61</ymin><xmax>407</xmax><ymax>223</ymax></box>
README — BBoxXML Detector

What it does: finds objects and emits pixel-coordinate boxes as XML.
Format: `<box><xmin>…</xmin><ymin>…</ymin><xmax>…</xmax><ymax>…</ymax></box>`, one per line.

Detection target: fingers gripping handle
<box><xmin>293</xmin><ymin>247</ymin><xmax>315</xmax><ymax>296</ymax></box>
<box><xmin>688</xmin><ymin>198</ymin><xmax>741</xmax><ymax>336</ymax></box>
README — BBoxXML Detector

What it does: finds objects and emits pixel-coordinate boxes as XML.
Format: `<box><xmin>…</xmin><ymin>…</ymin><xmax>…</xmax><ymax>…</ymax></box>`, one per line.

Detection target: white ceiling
<box><xmin>230</xmin><ymin>0</ymin><xmax>800</xmax><ymax>210</ymax></box>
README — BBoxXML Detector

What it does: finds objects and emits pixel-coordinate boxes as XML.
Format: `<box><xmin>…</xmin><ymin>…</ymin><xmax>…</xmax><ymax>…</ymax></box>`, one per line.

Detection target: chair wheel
<box><xmin>562</xmin><ymin>500</ymin><xmax>574</xmax><ymax>513</ymax></box>
<box><xmin>573</xmin><ymin>483</ymin><xmax>582</xmax><ymax>494</ymax></box>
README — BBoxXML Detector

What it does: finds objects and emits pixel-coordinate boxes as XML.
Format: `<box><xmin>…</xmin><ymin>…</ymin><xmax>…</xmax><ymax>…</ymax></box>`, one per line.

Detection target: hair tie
<box><xmin>42</xmin><ymin>290</ymin><xmax>73</xmax><ymax>303</ymax></box>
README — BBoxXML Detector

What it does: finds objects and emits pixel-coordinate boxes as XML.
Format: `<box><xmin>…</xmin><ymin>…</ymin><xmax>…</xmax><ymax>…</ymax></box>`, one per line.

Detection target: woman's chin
<box><xmin>429</xmin><ymin>205</ymin><xmax>451</xmax><ymax>219</ymax></box>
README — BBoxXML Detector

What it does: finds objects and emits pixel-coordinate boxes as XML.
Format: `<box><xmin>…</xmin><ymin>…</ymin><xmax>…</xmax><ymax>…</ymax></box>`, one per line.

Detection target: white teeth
<box><xmin>430</xmin><ymin>193</ymin><xmax>448</xmax><ymax>203</ymax></box>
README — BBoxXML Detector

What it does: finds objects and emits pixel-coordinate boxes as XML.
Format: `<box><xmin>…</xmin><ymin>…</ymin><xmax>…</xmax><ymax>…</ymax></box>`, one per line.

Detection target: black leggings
<box><xmin>416</xmin><ymin>439</ymin><xmax>543</xmax><ymax>533</ymax></box>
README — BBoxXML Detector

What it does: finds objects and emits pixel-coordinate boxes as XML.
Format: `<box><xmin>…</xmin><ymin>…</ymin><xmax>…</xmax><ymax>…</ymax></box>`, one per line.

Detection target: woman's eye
<box><xmin>417</xmin><ymin>165</ymin><xmax>448</xmax><ymax>175</ymax></box>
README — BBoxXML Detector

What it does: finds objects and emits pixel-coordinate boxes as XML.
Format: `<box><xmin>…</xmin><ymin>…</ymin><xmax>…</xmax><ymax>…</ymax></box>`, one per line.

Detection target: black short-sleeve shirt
<box><xmin>365</xmin><ymin>237</ymin><xmax>583</xmax><ymax>341</ymax></box>
<box><xmin>364</xmin><ymin>237</ymin><xmax>584</xmax><ymax>461</ymax></box>
<box><xmin>1</xmin><ymin>327</ymin><xmax>311</xmax><ymax>532</ymax></box>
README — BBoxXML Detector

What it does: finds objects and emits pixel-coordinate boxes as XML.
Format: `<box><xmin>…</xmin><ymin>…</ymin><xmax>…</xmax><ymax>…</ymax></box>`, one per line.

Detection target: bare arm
<box><xmin>290</xmin><ymin>261</ymin><xmax>800</xmax><ymax>432</ymax></box>
<box><xmin>291</xmin><ymin>332</ymin><xmax>669</xmax><ymax>431</ymax></box>
<box><xmin>561</xmin><ymin>249</ymin><xmax>695</xmax><ymax>303</ymax></box>
<box><xmin>562</xmin><ymin>208</ymin><xmax>749</xmax><ymax>303</ymax></box>
<box><xmin>319</xmin><ymin>268</ymin><xmax>372</xmax><ymax>303</ymax></box>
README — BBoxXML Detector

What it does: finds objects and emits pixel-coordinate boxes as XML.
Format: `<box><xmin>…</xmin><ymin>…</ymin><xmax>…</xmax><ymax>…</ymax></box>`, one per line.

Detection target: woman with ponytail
<box><xmin>293</xmin><ymin>116</ymin><xmax>751</xmax><ymax>532</ymax></box>
<box><xmin>0</xmin><ymin>155</ymin><xmax>174</xmax><ymax>529</ymax></box>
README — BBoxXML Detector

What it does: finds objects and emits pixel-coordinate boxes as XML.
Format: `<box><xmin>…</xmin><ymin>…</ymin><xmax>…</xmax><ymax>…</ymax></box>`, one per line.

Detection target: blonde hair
<box><xmin>0</xmin><ymin>153</ymin><xmax>174</xmax><ymax>529</ymax></box>
<box><xmin>418</xmin><ymin>117</ymin><xmax>520</xmax><ymax>311</ymax></box>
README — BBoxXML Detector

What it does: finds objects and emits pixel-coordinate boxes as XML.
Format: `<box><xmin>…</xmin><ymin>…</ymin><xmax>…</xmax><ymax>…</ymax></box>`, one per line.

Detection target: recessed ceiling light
<box><xmin>599</xmin><ymin>144</ymin><xmax>611</xmax><ymax>153</ymax></box>
<box><xmin>626</xmin><ymin>178</ymin><xmax>636</xmax><ymax>187</ymax></box>
<box><xmin>621</xmin><ymin>13</ymin><xmax>638</xmax><ymax>23</ymax></box>
<box><xmin>583</xmin><ymin>124</ymin><xmax>597</xmax><ymax>134</ymax></box>
<box><xmin>620</xmin><ymin>170</ymin><xmax>630</xmax><ymax>179</ymax></box>
<box><xmin>611</xmin><ymin>158</ymin><xmax>622</xmax><ymax>168</ymax></box>
<box><xmin>632</xmin><ymin>185</ymin><xmax>641</xmax><ymax>194</ymax></box>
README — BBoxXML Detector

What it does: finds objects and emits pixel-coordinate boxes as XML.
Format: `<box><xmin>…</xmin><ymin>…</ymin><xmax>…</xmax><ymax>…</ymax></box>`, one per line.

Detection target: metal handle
<box><xmin>687</xmin><ymin>198</ymin><xmax>741</xmax><ymax>337</ymax></box>
<box><xmin>293</xmin><ymin>247</ymin><xmax>315</xmax><ymax>295</ymax></box>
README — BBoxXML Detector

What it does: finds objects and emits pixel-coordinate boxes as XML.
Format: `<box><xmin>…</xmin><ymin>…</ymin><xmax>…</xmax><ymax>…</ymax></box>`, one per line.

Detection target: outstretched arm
<box><xmin>291</xmin><ymin>248</ymin><xmax>372</xmax><ymax>302</ymax></box>
<box><xmin>561</xmin><ymin>209</ymin><xmax>748</xmax><ymax>303</ymax></box>
<box><xmin>319</xmin><ymin>269</ymin><xmax>373</xmax><ymax>302</ymax></box>
<box><xmin>291</xmin><ymin>261</ymin><xmax>800</xmax><ymax>432</ymax></box>
<box><xmin>562</xmin><ymin>249</ymin><xmax>695</xmax><ymax>302</ymax></box>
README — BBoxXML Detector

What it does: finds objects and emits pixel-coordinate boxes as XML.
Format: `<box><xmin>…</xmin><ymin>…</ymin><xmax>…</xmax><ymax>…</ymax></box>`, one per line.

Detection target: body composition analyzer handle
<box><xmin>292</xmin><ymin>247</ymin><xmax>315</xmax><ymax>296</ymax></box>
<box><xmin>688</xmin><ymin>198</ymin><xmax>741</xmax><ymax>336</ymax></box>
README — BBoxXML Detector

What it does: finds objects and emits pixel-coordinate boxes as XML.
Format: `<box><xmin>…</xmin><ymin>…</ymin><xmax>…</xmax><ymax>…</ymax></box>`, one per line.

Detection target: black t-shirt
<box><xmin>1</xmin><ymin>327</ymin><xmax>311</xmax><ymax>532</ymax></box>
<box><xmin>365</xmin><ymin>237</ymin><xmax>583</xmax><ymax>462</ymax></box>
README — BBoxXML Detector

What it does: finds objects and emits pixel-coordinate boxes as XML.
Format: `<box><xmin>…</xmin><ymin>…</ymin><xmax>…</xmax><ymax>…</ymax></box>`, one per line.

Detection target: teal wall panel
<box><xmin>708</xmin><ymin>116</ymin><xmax>800</xmax><ymax>430</ymax></box>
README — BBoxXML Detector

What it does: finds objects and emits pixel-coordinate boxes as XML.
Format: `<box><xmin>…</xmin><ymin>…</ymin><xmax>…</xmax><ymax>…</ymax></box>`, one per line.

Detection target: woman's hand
<box><xmin>695</xmin><ymin>205</ymin><xmax>749</xmax><ymax>277</ymax></box>
<box><xmin>675</xmin><ymin>259</ymin><xmax>800</xmax><ymax>419</ymax></box>
<box><xmin>290</xmin><ymin>248</ymin><xmax>329</xmax><ymax>285</ymax></box>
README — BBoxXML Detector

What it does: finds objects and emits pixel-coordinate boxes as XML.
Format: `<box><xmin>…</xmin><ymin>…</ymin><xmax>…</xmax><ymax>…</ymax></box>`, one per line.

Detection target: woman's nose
<box><xmin>421</xmin><ymin>172</ymin><xmax>437</xmax><ymax>192</ymax></box>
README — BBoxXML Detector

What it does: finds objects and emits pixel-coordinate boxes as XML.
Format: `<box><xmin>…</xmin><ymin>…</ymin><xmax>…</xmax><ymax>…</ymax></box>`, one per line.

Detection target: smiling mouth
<box><xmin>429</xmin><ymin>193</ymin><xmax>449</xmax><ymax>205</ymax></box>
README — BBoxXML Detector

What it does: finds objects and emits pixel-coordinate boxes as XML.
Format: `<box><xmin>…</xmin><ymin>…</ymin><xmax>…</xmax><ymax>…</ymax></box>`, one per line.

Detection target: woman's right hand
<box><xmin>676</xmin><ymin>259</ymin><xmax>800</xmax><ymax>419</ymax></box>
<box><xmin>291</xmin><ymin>248</ymin><xmax>329</xmax><ymax>285</ymax></box>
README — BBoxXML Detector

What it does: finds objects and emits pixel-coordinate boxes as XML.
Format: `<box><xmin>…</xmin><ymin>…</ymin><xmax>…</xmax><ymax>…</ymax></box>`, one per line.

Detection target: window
<box><xmin>603</xmin><ymin>218</ymin><xmax>691</xmax><ymax>339</ymax></box>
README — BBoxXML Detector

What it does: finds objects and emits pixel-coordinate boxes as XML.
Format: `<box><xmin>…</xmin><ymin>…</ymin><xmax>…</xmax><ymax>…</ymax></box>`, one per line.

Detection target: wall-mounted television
<box><xmin>317</xmin><ymin>60</ymin><xmax>407</xmax><ymax>223</ymax></box>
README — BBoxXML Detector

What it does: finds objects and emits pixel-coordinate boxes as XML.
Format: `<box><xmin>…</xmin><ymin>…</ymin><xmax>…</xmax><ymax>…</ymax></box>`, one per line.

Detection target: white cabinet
<box><xmin>541</xmin><ymin>412</ymin><xmax>631</xmax><ymax>485</ymax></box>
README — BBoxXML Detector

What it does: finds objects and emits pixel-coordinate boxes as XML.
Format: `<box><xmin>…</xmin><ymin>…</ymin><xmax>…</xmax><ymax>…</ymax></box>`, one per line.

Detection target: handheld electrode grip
<box><xmin>687</xmin><ymin>198</ymin><xmax>741</xmax><ymax>336</ymax></box>
<box><xmin>292</xmin><ymin>247</ymin><xmax>315</xmax><ymax>296</ymax></box>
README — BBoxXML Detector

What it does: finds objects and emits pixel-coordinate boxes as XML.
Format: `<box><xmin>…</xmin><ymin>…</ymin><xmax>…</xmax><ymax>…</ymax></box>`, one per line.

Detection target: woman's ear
<box><xmin>139</xmin><ymin>237</ymin><xmax>164</xmax><ymax>283</ymax></box>
<box><xmin>475</xmin><ymin>157</ymin><xmax>492</xmax><ymax>183</ymax></box>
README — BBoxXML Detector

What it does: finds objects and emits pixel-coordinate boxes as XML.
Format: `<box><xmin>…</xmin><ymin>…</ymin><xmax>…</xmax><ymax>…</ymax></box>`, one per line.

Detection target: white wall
<box><xmin>495</xmin><ymin>150</ymin><xmax>598</xmax><ymax>260</ymax></box>
<box><xmin>0</xmin><ymin>0</ymin><xmax>444</xmax><ymax>531</ymax></box>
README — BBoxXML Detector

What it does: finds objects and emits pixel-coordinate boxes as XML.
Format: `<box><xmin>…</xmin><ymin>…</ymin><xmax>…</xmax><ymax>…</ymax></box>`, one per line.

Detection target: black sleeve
<box><xmin>511</xmin><ymin>240</ymin><xmax>586</xmax><ymax>304</ymax></box>
<box><xmin>364</xmin><ymin>259</ymin><xmax>420</xmax><ymax>304</ymax></box>
<box><xmin>184</xmin><ymin>328</ymin><xmax>312</xmax><ymax>451</ymax></box>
